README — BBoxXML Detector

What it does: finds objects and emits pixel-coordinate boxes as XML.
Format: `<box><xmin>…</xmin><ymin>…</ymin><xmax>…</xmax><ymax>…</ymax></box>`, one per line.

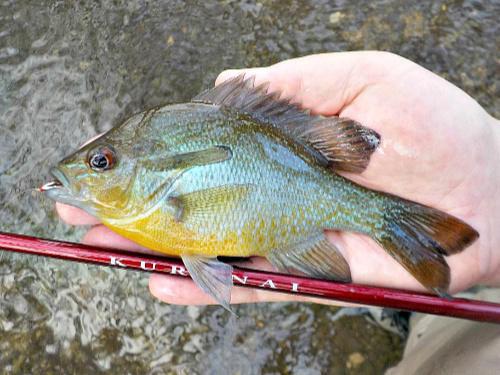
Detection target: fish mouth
<box><xmin>40</xmin><ymin>167</ymin><xmax>75</xmax><ymax>203</ymax></box>
<box><xmin>42</xmin><ymin>167</ymin><xmax>97</xmax><ymax>216</ymax></box>
<box><xmin>40</xmin><ymin>179</ymin><xmax>64</xmax><ymax>191</ymax></box>
<box><xmin>48</xmin><ymin>167</ymin><xmax>70</xmax><ymax>190</ymax></box>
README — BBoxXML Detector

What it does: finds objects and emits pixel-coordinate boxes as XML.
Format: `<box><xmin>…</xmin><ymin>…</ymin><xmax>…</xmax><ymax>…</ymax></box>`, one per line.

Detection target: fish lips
<box><xmin>43</xmin><ymin>167</ymin><xmax>79</xmax><ymax>205</ymax></box>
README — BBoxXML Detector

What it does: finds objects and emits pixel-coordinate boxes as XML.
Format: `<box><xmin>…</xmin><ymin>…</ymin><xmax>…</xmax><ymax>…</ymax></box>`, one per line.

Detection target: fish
<box><xmin>42</xmin><ymin>74</ymin><xmax>479</xmax><ymax>312</ymax></box>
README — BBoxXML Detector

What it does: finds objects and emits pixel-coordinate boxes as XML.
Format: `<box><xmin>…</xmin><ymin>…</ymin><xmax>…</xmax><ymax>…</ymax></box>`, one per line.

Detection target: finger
<box><xmin>329</xmin><ymin>230</ymin><xmax>483</xmax><ymax>296</ymax></box>
<box><xmin>82</xmin><ymin>224</ymin><xmax>160</xmax><ymax>256</ymax></box>
<box><xmin>82</xmin><ymin>226</ymin><xmax>426</xmax><ymax>305</ymax></box>
<box><xmin>56</xmin><ymin>203</ymin><xmax>101</xmax><ymax>226</ymax></box>
<box><xmin>215</xmin><ymin>51</ymin><xmax>403</xmax><ymax>116</ymax></box>
<box><xmin>148</xmin><ymin>257</ymin><xmax>285</xmax><ymax>305</ymax></box>
<box><xmin>149</xmin><ymin>256</ymin><xmax>357</xmax><ymax>307</ymax></box>
<box><xmin>446</xmin><ymin>248</ymin><xmax>483</xmax><ymax>294</ymax></box>
<box><xmin>81</xmin><ymin>225</ymin><xmax>349</xmax><ymax>306</ymax></box>
<box><xmin>148</xmin><ymin>272</ymin><xmax>348</xmax><ymax>306</ymax></box>
<box><xmin>328</xmin><ymin>230</ymin><xmax>429</xmax><ymax>293</ymax></box>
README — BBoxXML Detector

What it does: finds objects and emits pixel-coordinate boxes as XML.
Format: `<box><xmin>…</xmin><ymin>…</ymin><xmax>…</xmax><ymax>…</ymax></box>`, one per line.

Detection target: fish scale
<box><xmin>148</xmin><ymin>107</ymin><xmax>328</xmax><ymax>254</ymax></box>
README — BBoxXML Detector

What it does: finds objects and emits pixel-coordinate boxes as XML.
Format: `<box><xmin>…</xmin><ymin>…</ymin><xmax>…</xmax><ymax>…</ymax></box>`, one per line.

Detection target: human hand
<box><xmin>58</xmin><ymin>51</ymin><xmax>500</xmax><ymax>307</ymax></box>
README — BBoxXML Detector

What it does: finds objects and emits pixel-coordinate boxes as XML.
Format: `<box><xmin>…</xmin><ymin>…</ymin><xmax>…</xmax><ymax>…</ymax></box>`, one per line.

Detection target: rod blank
<box><xmin>1</xmin><ymin>231</ymin><xmax>499</xmax><ymax>323</ymax></box>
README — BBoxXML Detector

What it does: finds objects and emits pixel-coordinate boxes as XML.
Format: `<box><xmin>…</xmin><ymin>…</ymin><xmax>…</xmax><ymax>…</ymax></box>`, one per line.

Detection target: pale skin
<box><xmin>56</xmin><ymin>51</ymin><xmax>500</xmax><ymax>306</ymax></box>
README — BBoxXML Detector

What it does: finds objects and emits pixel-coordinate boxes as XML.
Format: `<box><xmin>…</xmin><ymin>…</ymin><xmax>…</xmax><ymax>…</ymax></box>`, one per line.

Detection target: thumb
<box><xmin>213</xmin><ymin>51</ymin><xmax>393</xmax><ymax>116</ymax></box>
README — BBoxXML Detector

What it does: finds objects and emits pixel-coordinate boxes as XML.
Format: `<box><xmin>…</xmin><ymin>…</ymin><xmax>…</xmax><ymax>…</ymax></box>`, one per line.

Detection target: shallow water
<box><xmin>0</xmin><ymin>0</ymin><xmax>499</xmax><ymax>374</ymax></box>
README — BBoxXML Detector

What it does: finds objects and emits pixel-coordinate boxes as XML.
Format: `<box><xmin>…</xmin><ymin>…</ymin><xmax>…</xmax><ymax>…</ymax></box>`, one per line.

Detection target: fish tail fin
<box><xmin>373</xmin><ymin>197</ymin><xmax>478</xmax><ymax>297</ymax></box>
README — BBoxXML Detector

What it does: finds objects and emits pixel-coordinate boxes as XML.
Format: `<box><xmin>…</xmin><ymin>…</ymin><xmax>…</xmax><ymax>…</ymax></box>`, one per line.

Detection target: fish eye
<box><xmin>87</xmin><ymin>146</ymin><xmax>116</xmax><ymax>172</ymax></box>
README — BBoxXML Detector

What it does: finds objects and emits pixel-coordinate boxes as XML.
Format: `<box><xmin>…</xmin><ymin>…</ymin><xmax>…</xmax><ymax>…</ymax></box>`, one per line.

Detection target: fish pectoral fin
<box><xmin>169</xmin><ymin>184</ymin><xmax>254</xmax><ymax>223</ymax></box>
<box><xmin>181</xmin><ymin>254</ymin><xmax>235</xmax><ymax>314</ymax></box>
<box><xmin>155</xmin><ymin>146</ymin><xmax>233</xmax><ymax>171</ymax></box>
<box><xmin>192</xmin><ymin>74</ymin><xmax>379</xmax><ymax>173</ymax></box>
<box><xmin>267</xmin><ymin>233</ymin><xmax>352</xmax><ymax>282</ymax></box>
<box><xmin>135</xmin><ymin>146</ymin><xmax>233</xmax><ymax>214</ymax></box>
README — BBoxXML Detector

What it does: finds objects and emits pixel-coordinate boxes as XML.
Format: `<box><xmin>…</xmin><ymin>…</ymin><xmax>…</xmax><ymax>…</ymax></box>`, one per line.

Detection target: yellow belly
<box><xmin>103</xmin><ymin>209</ymin><xmax>255</xmax><ymax>258</ymax></box>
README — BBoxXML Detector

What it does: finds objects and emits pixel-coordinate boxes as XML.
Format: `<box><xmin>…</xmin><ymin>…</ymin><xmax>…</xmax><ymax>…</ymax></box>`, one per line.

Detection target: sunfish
<box><xmin>42</xmin><ymin>75</ymin><xmax>479</xmax><ymax>311</ymax></box>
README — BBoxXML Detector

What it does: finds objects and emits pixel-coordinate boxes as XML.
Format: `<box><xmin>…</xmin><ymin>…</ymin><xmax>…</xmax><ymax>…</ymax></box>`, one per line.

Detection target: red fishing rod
<box><xmin>1</xmin><ymin>231</ymin><xmax>499</xmax><ymax>323</ymax></box>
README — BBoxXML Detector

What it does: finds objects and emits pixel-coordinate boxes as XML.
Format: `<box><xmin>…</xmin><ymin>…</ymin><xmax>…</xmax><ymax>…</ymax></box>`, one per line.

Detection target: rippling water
<box><xmin>0</xmin><ymin>0</ymin><xmax>498</xmax><ymax>374</ymax></box>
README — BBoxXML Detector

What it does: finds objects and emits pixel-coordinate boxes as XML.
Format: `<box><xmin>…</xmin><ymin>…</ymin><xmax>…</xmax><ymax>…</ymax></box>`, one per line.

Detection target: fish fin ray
<box><xmin>138</xmin><ymin>146</ymin><xmax>233</xmax><ymax>214</ymax></box>
<box><xmin>169</xmin><ymin>185</ymin><xmax>254</xmax><ymax>223</ymax></box>
<box><xmin>267</xmin><ymin>232</ymin><xmax>351</xmax><ymax>282</ymax></box>
<box><xmin>375</xmin><ymin>197</ymin><xmax>479</xmax><ymax>297</ymax></box>
<box><xmin>193</xmin><ymin>75</ymin><xmax>379</xmax><ymax>173</ymax></box>
<box><xmin>181</xmin><ymin>254</ymin><xmax>235</xmax><ymax>314</ymax></box>
<box><xmin>296</xmin><ymin>118</ymin><xmax>380</xmax><ymax>173</ymax></box>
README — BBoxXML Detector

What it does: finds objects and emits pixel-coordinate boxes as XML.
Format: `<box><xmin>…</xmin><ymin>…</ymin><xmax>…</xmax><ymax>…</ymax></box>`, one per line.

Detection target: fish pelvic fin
<box><xmin>374</xmin><ymin>197</ymin><xmax>479</xmax><ymax>297</ymax></box>
<box><xmin>181</xmin><ymin>254</ymin><xmax>235</xmax><ymax>315</ymax></box>
<box><xmin>193</xmin><ymin>74</ymin><xmax>380</xmax><ymax>173</ymax></box>
<box><xmin>267</xmin><ymin>232</ymin><xmax>352</xmax><ymax>282</ymax></box>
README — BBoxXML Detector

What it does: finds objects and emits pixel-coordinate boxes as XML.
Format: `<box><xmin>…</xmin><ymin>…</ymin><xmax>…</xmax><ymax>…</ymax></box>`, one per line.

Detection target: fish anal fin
<box><xmin>193</xmin><ymin>75</ymin><xmax>379</xmax><ymax>173</ymax></box>
<box><xmin>169</xmin><ymin>185</ymin><xmax>254</xmax><ymax>223</ymax></box>
<box><xmin>267</xmin><ymin>233</ymin><xmax>352</xmax><ymax>282</ymax></box>
<box><xmin>181</xmin><ymin>254</ymin><xmax>235</xmax><ymax>314</ymax></box>
<box><xmin>376</xmin><ymin>197</ymin><xmax>479</xmax><ymax>297</ymax></box>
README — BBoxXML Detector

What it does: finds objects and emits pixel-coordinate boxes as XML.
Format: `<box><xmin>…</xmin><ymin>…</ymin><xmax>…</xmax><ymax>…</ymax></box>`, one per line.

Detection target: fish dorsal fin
<box><xmin>181</xmin><ymin>254</ymin><xmax>235</xmax><ymax>314</ymax></box>
<box><xmin>193</xmin><ymin>75</ymin><xmax>380</xmax><ymax>173</ymax></box>
<box><xmin>267</xmin><ymin>232</ymin><xmax>352</xmax><ymax>282</ymax></box>
<box><xmin>295</xmin><ymin>117</ymin><xmax>380</xmax><ymax>173</ymax></box>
